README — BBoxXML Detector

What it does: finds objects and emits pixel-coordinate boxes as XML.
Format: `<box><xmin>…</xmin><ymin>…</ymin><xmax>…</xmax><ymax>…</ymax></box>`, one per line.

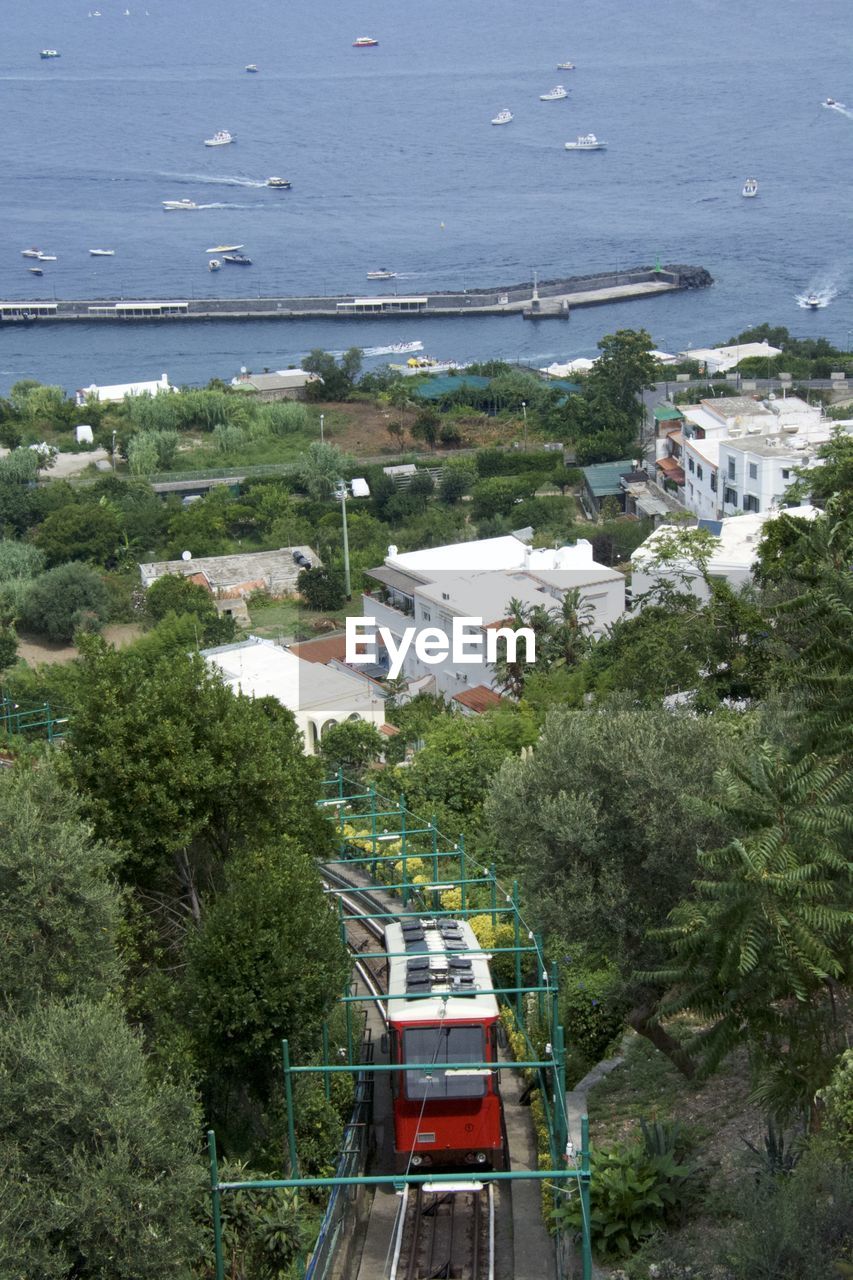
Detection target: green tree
<box><xmin>439</xmin><ymin>464</ymin><xmax>475</xmax><ymax>504</ymax></box>
<box><xmin>297</xmin><ymin>441</ymin><xmax>349</xmax><ymax>502</ymax></box>
<box><xmin>185</xmin><ymin>843</ymin><xmax>348</xmax><ymax>1098</ymax></box>
<box><xmin>410</xmin><ymin>407</ymin><xmax>441</xmax><ymax>450</ymax></box>
<box><xmin>145</xmin><ymin>572</ymin><xmax>215</xmax><ymax>623</ymax></box>
<box><xmin>0</xmin><ymin>539</ymin><xmax>45</xmax><ymax>582</ymax></box>
<box><xmin>0</xmin><ymin>764</ymin><xmax>122</xmax><ymax>1012</ymax></box>
<box><xmin>298</xmin><ymin>564</ymin><xmax>345</xmax><ymax>610</ymax></box>
<box><xmin>20</xmin><ymin>562</ymin><xmax>111</xmax><ymax>642</ymax></box>
<box><xmin>34</xmin><ymin>502</ymin><xmax>122</xmax><ymax>567</ymax></box>
<box><xmin>485</xmin><ymin>702</ymin><xmax>737</xmax><ymax>1074</ymax></box>
<box><xmin>319</xmin><ymin>719</ymin><xmax>385</xmax><ymax>779</ymax></box>
<box><xmin>0</xmin><ymin>998</ymin><xmax>204</xmax><ymax>1279</ymax></box>
<box><xmin>648</xmin><ymin>746</ymin><xmax>852</xmax><ymax>1121</ymax></box>
<box><xmin>585</xmin><ymin>328</ymin><xmax>660</xmax><ymax>437</ymax></box>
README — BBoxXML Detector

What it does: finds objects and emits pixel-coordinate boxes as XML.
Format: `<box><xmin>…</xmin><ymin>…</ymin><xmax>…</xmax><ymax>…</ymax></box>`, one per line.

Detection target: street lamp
<box><xmin>521</xmin><ymin>401</ymin><xmax>528</xmax><ymax>451</ymax></box>
<box><xmin>319</xmin><ymin>413</ymin><xmax>325</xmax><ymax>443</ymax></box>
<box><xmin>335</xmin><ymin>477</ymin><xmax>370</xmax><ymax>599</ymax></box>
<box><xmin>111</xmin><ymin>430</ymin><xmax>117</xmax><ymax>471</ymax></box>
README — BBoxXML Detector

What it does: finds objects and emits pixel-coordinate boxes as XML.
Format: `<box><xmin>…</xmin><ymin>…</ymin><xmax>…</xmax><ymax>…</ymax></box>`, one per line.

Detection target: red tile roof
<box><xmin>379</xmin><ymin>723</ymin><xmax>400</xmax><ymax>736</ymax></box>
<box><xmin>452</xmin><ymin>685</ymin><xmax>504</xmax><ymax>714</ymax></box>
<box><xmin>656</xmin><ymin>456</ymin><xmax>686</xmax><ymax>485</ymax></box>
<box><xmin>290</xmin><ymin>634</ymin><xmax>348</xmax><ymax>664</ymax></box>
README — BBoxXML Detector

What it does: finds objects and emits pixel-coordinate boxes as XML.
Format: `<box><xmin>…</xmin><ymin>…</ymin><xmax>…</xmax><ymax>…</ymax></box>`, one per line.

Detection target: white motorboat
<box><xmin>742</xmin><ymin>177</ymin><xmax>758</xmax><ymax>198</ymax></box>
<box><xmin>266</xmin><ymin>176</ymin><xmax>292</xmax><ymax>188</ymax></box>
<box><xmin>21</xmin><ymin>248</ymin><xmax>42</xmax><ymax>258</ymax></box>
<box><xmin>223</xmin><ymin>253</ymin><xmax>252</xmax><ymax>265</ymax></box>
<box><xmin>367</xmin><ymin>269</ymin><xmax>397</xmax><ymax>280</ymax></box>
<box><xmin>352</xmin><ymin>36</ymin><xmax>379</xmax><ymax>47</ymax></box>
<box><xmin>565</xmin><ymin>133</ymin><xmax>606</xmax><ymax>150</ymax></box>
<box><xmin>29</xmin><ymin>267</ymin><xmax>44</xmax><ymax>276</ymax></box>
<box><xmin>208</xmin><ymin>259</ymin><xmax>221</xmax><ymax>272</ymax></box>
<box><xmin>540</xmin><ymin>85</ymin><xmax>568</xmax><ymax>101</ymax></box>
<box><xmin>806</xmin><ymin>295</ymin><xmax>821</xmax><ymax>309</ymax></box>
<box><xmin>206</xmin><ymin>243</ymin><xmax>244</xmax><ymax>253</ymax></box>
<box><xmin>491</xmin><ymin>109</ymin><xmax>513</xmax><ymax>125</ymax></box>
<box><xmin>89</xmin><ymin>248</ymin><xmax>115</xmax><ymax>256</ymax></box>
<box><xmin>245</xmin><ymin>64</ymin><xmax>259</xmax><ymax>73</ymax></box>
<box><xmin>162</xmin><ymin>199</ymin><xmax>198</xmax><ymax>210</ymax></box>
<box><xmin>36</xmin><ymin>252</ymin><xmax>57</xmax><ymax>261</ymax></box>
<box><xmin>204</xmin><ymin>130</ymin><xmax>235</xmax><ymax>147</ymax></box>
<box><xmin>557</xmin><ymin>61</ymin><xmax>575</xmax><ymax>70</ymax></box>
<box><xmin>40</xmin><ymin>49</ymin><xmax>60</xmax><ymax>59</ymax></box>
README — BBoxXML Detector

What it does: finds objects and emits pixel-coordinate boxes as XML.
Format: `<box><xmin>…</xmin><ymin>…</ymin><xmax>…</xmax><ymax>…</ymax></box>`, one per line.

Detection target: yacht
<box><xmin>28</xmin><ymin>267</ymin><xmax>44</xmax><ymax>276</ymax></box>
<box><xmin>806</xmin><ymin>295</ymin><xmax>821</xmax><ymax>309</ymax></box>
<box><xmin>245</xmin><ymin>64</ymin><xmax>259</xmax><ymax>73</ymax></box>
<box><xmin>208</xmin><ymin>259</ymin><xmax>221</xmax><ymax>272</ymax></box>
<box><xmin>204</xmin><ymin>130</ymin><xmax>235</xmax><ymax>147</ymax></box>
<box><xmin>266</xmin><ymin>177</ymin><xmax>292</xmax><ymax>188</ymax></box>
<box><xmin>223</xmin><ymin>252</ymin><xmax>252</xmax><ymax>265</ymax></box>
<box><xmin>36</xmin><ymin>252</ymin><xmax>57</xmax><ymax>261</ymax></box>
<box><xmin>21</xmin><ymin>248</ymin><xmax>42</xmax><ymax>258</ymax></box>
<box><xmin>40</xmin><ymin>49</ymin><xmax>60</xmax><ymax>59</ymax></box>
<box><xmin>557</xmin><ymin>61</ymin><xmax>575</xmax><ymax>70</ymax></box>
<box><xmin>162</xmin><ymin>199</ymin><xmax>198</xmax><ymax>210</ymax></box>
<box><xmin>565</xmin><ymin>133</ymin><xmax>606</xmax><ymax>150</ymax></box>
<box><xmin>89</xmin><ymin>248</ymin><xmax>115</xmax><ymax>256</ymax></box>
<box><xmin>742</xmin><ymin>177</ymin><xmax>758</xmax><ymax>198</ymax></box>
<box><xmin>540</xmin><ymin>85</ymin><xmax>568</xmax><ymax>101</ymax></box>
<box><xmin>367</xmin><ymin>269</ymin><xmax>397</xmax><ymax>280</ymax></box>
<box><xmin>206</xmin><ymin>243</ymin><xmax>244</xmax><ymax>253</ymax></box>
<box><xmin>823</xmin><ymin>97</ymin><xmax>837</xmax><ymax>106</ymax></box>
<box><xmin>491</xmin><ymin>109</ymin><xmax>513</xmax><ymax>125</ymax></box>
<box><xmin>352</xmin><ymin>36</ymin><xmax>379</xmax><ymax>47</ymax></box>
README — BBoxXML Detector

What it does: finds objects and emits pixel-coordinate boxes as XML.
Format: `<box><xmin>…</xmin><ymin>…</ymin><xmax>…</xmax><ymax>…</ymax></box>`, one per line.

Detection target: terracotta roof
<box><xmin>379</xmin><ymin>723</ymin><xmax>400</xmax><ymax>736</ymax></box>
<box><xmin>290</xmin><ymin>634</ymin><xmax>348</xmax><ymax>664</ymax></box>
<box><xmin>656</xmin><ymin>457</ymin><xmax>686</xmax><ymax>484</ymax></box>
<box><xmin>452</xmin><ymin>685</ymin><xmax>504</xmax><ymax>714</ymax></box>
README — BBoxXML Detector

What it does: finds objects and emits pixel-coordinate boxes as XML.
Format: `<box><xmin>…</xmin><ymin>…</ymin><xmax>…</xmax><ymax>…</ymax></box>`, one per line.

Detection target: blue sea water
<box><xmin>1</xmin><ymin>0</ymin><xmax>851</xmax><ymax>394</ymax></box>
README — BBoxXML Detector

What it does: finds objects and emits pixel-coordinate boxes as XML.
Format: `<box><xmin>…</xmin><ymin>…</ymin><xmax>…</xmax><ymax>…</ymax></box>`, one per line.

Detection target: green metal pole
<box><xmin>512</xmin><ymin>880</ymin><xmax>522</xmax><ymax>1023</ymax></box>
<box><xmin>535</xmin><ymin>932</ymin><xmax>545</xmax><ymax>1025</ymax></box>
<box><xmin>370</xmin><ymin>786</ymin><xmax>378</xmax><ymax>877</ymax></box>
<box><xmin>490</xmin><ymin>863</ymin><xmax>498</xmax><ymax>929</ymax></box>
<box><xmin>400</xmin><ymin>794</ymin><xmax>408</xmax><ymax>907</ymax></box>
<box><xmin>207</xmin><ymin>1130</ymin><xmax>226</xmax><ymax>1280</ymax></box>
<box><xmin>322</xmin><ymin>1022</ymin><xmax>331</xmax><ymax>1101</ymax></box>
<box><xmin>337</xmin><ymin>767</ymin><xmax>344</xmax><ymax>801</ymax></box>
<box><xmin>432</xmin><ymin>816</ymin><xmax>439</xmax><ymax>884</ymax></box>
<box><xmin>281</xmin><ymin>1039</ymin><xmax>300</xmax><ymax>1178</ymax></box>
<box><xmin>580</xmin><ymin>1114</ymin><xmax>592</xmax><ymax>1280</ymax></box>
<box><xmin>337</xmin><ymin>897</ymin><xmax>347</xmax><ymax>948</ymax></box>
<box><xmin>555</xmin><ymin>1024</ymin><xmax>567</xmax><ymax>1162</ymax></box>
<box><xmin>459</xmin><ymin>835</ymin><xmax>467</xmax><ymax>913</ymax></box>
<box><xmin>344</xmin><ymin>979</ymin><xmax>354</xmax><ymax>1064</ymax></box>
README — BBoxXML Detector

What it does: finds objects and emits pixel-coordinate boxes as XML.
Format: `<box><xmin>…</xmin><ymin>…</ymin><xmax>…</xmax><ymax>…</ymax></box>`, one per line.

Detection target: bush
<box><xmin>559</xmin><ymin>956</ymin><xmax>625</xmax><ymax>1079</ymax></box>
<box><xmin>297</xmin><ymin>565</ymin><xmax>345</xmax><ymax>611</ymax></box>
<box><xmin>20</xmin><ymin>563</ymin><xmax>111</xmax><ymax>642</ymax></box>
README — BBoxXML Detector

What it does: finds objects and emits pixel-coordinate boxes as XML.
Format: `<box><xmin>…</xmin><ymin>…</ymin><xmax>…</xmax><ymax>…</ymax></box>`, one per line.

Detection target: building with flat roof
<box><xmin>230</xmin><ymin>369</ymin><xmax>321</xmax><ymax>401</ymax></box>
<box><xmin>202</xmin><ymin>636</ymin><xmax>387</xmax><ymax>754</ymax></box>
<box><xmin>679</xmin><ymin>341</ymin><xmax>782</xmax><ymax>374</ymax></box>
<box><xmin>631</xmin><ymin>506</ymin><xmax>818</xmax><ymax>604</ymax></box>
<box><xmin>139</xmin><ymin>546</ymin><xmax>316</xmax><ymax>600</ymax></box>
<box><xmin>579</xmin><ymin>459</ymin><xmax>637</xmax><ymax>516</ymax></box>
<box><xmin>75</xmin><ymin>371</ymin><xmax>173</xmax><ymax>406</ymax></box>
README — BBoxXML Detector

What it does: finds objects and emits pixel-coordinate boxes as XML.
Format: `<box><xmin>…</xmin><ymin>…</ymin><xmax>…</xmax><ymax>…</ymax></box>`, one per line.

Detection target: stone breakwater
<box><xmin>0</xmin><ymin>264</ymin><xmax>713</xmax><ymax>323</ymax></box>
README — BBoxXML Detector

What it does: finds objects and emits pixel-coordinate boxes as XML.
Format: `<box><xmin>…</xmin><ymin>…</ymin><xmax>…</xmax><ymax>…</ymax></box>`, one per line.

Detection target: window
<box><xmin>421</xmin><ymin>608</ymin><xmax>431</xmax><ymax>622</ymax></box>
<box><xmin>403</xmin><ymin>1025</ymin><xmax>486</xmax><ymax>1099</ymax></box>
<box><xmin>782</xmin><ymin>469</ymin><xmax>790</xmax><ymax>480</ymax></box>
<box><xmin>688</xmin><ymin>482</ymin><xmax>694</xmax><ymax>497</ymax></box>
<box><xmin>697</xmin><ymin>465</ymin><xmax>704</xmax><ymax>481</ymax></box>
<box><xmin>748</xmin><ymin>462</ymin><xmax>758</xmax><ymax>480</ymax></box>
<box><xmin>743</xmin><ymin>495</ymin><xmax>760</xmax><ymax>513</ymax></box>
<box><xmin>709</xmin><ymin>472</ymin><xmax>717</xmax><ymax>492</ymax></box>
<box><xmin>688</xmin><ymin>456</ymin><xmax>695</xmax><ymax>473</ymax></box>
<box><xmin>727</xmin><ymin>457</ymin><xmax>736</xmax><ymax>480</ymax></box>
<box><xmin>724</xmin><ymin>487</ymin><xmax>738</xmax><ymax>506</ymax></box>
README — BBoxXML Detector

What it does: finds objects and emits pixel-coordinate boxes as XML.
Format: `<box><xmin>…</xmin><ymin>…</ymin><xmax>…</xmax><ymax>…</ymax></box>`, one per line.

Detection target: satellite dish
<box><xmin>181</xmin><ymin>550</ymin><xmax>192</xmax><ymax>562</ymax></box>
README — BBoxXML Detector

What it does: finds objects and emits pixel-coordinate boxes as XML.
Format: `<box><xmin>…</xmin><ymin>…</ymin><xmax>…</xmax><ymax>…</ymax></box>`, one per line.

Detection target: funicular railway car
<box><xmin>385</xmin><ymin>916</ymin><xmax>507</xmax><ymax>1173</ymax></box>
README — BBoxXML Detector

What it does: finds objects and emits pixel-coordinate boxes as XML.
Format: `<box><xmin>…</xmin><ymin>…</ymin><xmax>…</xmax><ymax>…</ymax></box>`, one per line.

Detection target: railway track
<box><xmin>391</xmin><ymin>1182</ymin><xmax>494</xmax><ymax>1280</ymax></box>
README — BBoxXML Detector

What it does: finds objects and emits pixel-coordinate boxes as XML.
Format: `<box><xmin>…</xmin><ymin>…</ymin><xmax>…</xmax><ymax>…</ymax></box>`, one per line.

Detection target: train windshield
<box><xmin>402</xmin><ymin>1025</ymin><xmax>486</xmax><ymax>1099</ymax></box>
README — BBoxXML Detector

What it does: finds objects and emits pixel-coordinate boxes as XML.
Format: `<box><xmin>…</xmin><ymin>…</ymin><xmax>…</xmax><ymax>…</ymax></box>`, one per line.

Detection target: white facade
<box><xmin>76</xmin><ymin>372</ymin><xmax>172</xmax><ymax>406</ymax></box>
<box><xmin>631</xmin><ymin>506</ymin><xmax>818</xmax><ymax>604</ymax></box>
<box><xmin>202</xmin><ymin>636</ymin><xmax>386</xmax><ymax>755</ymax></box>
<box><xmin>359</xmin><ymin>535</ymin><xmax>625</xmax><ymax>697</ymax></box>
<box><xmin>679</xmin><ymin>341</ymin><xmax>782</xmax><ymax>374</ymax></box>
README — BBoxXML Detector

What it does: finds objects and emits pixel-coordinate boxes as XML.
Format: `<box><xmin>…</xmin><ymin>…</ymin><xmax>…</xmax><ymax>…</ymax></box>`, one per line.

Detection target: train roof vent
<box><xmin>405</xmin><ymin>937</ymin><xmax>429</xmax><ymax>954</ymax></box>
<box><xmin>406</xmin><ymin>975</ymin><xmax>431</xmax><ymax>995</ymax></box>
<box><xmin>448</xmin><ymin>956</ymin><xmax>473</xmax><ymax>971</ymax></box>
<box><xmin>401</xmin><ymin>919</ymin><xmax>425</xmax><ymax>933</ymax></box>
<box><xmin>443</xmin><ymin>938</ymin><xmax>467</xmax><ymax>952</ymax></box>
<box><xmin>438</xmin><ymin>919</ymin><xmax>463</xmax><ymax>933</ymax></box>
<box><xmin>406</xmin><ymin>956</ymin><xmax>429</xmax><ymax>972</ymax></box>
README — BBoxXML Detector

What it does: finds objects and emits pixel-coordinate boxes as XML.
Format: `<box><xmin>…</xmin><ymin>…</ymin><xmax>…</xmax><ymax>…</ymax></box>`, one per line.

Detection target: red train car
<box><xmin>384</xmin><ymin>916</ymin><xmax>507</xmax><ymax>1174</ymax></box>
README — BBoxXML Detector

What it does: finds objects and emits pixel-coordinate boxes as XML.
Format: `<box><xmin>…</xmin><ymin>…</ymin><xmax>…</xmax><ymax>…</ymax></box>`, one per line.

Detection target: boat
<box><xmin>40</xmin><ymin>49</ymin><xmax>60</xmax><ymax>59</ymax></box>
<box><xmin>824</xmin><ymin>97</ymin><xmax>837</xmax><ymax>106</ymax></box>
<box><xmin>89</xmin><ymin>248</ymin><xmax>115</xmax><ymax>256</ymax></box>
<box><xmin>266</xmin><ymin>177</ymin><xmax>292</xmax><ymax>188</ymax></box>
<box><xmin>206</xmin><ymin>243</ymin><xmax>244</xmax><ymax>253</ymax></box>
<box><xmin>36</xmin><ymin>253</ymin><xmax>57</xmax><ymax>261</ymax></box>
<box><xmin>491</xmin><ymin>109</ymin><xmax>513</xmax><ymax>125</ymax></box>
<box><xmin>208</xmin><ymin>259</ymin><xmax>221</xmax><ymax>272</ymax></box>
<box><xmin>362</xmin><ymin>341</ymin><xmax>424</xmax><ymax>357</ymax></box>
<box><xmin>352</xmin><ymin>36</ymin><xmax>379</xmax><ymax>47</ymax></box>
<box><xmin>21</xmin><ymin>248</ymin><xmax>42</xmax><ymax>258</ymax></box>
<box><xmin>564</xmin><ymin>133</ymin><xmax>606</xmax><ymax>150</ymax></box>
<box><xmin>223</xmin><ymin>253</ymin><xmax>252</xmax><ymax>265</ymax></box>
<box><xmin>805</xmin><ymin>294</ymin><xmax>820</xmax><ymax>309</ymax></box>
<box><xmin>742</xmin><ymin>177</ymin><xmax>758</xmax><ymax>198</ymax></box>
<box><xmin>204</xmin><ymin>130</ymin><xmax>235</xmax><ymax>147</ymax></box>
<box><xmin>540</xmin><ymin>85</ymin><xmax>568</xmax><ymax>101</ymax></box>
<box><xmin>162</xmin><ymin>199</ymin><xmax>198</xmax><ymax>210</ymax></box>
<box><xmin>556</xmin><ymin>61</ymin><xmax>575</xmax><ymax>70</ymax></box>
<box><xmin>28</xmin><ymin>267</ymin><xmax>44</xmax><ymax>276</ymax></box>
<box><xmin>245</xmin><ymin>64</ymin><xmax>259</xmax><ymax>73</ymax></box>
<box><xmin>367</xmin><ymin>269</ymin><xmax>397</xmax><ymax>280</ymax></box>
<box><xmin>390</xmin><ymin>356</ymin><xmax>463</xmax><ymax>376</ymax></box>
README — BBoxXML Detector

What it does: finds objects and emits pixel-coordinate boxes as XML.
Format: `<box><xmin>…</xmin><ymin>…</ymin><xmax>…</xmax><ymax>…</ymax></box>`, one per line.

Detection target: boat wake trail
<box><xmin>795</xmin><ymin>274</ymin><xmax>843</xmax><ymax>309</ymax></box>
<box><xmin>157</xmin><ymin>171</ymin><xmax>267</xmax><ymax>188</ymax></box>
<box><xmin>822</xmin><ymin>100</ymin><xmax>853</xmax><ymax>119</ymax></box>
<box><xmin>196</xmin><ymin>202</ymin><xmax>254</xmax><ymax>209</ymax></box>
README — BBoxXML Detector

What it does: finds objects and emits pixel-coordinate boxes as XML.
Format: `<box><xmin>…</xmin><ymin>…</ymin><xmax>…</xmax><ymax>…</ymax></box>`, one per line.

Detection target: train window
<box><xmin>402</xmin><ymin>1025</ymin><xmax>486</xmax><ymax>1099</ymax></box>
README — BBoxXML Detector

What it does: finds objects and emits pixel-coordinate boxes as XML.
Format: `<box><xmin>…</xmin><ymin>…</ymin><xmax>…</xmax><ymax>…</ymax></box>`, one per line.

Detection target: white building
<box><xmin>679</xmin><ymin>341</ymin><xmax>783</xmax><ymax>375</ymax></box>
<box><xmin>75</xmin><ymin>372</ymin><xmax>173</xmax><ymax>406</ymax></box>
<box><xmin>359</xmin><ymin>534</ymin><xmax>625</xmax><ymax>697</ymax></box>
<box><xmin>201</xmin><ymin>636</ymin><xmax>387</xmax><ymax>755</ymax></box>
<box><xmin>631</xmin><ymin>506</ymin><xmax>818</xmax><ymax>604</ymax></box>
